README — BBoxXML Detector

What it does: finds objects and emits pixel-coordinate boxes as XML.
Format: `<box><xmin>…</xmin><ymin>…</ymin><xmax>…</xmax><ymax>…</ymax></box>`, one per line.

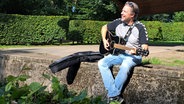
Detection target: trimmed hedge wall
<box><xmin>0</xmin><ymin>13</ymin><xmax>183</xmax><ymax>45</ymax></box>
<box><xmin>0</xmin><ymin>13</ymin><xmax>69</xmax><ymax>45</ymax></box>
<box><xmin>68</xmin><ymin>20</ymin><xmax>108</xmax><ymax>44</ymax></box>
<box><xmin>142</xmin><ymin>21</ymin><xmax>184</xmax><ymax>41</ymax></box>
<box><xmin>68</xmin><ymin>20</ymin><xmax>184</xmax><ymax>44</ymax></box>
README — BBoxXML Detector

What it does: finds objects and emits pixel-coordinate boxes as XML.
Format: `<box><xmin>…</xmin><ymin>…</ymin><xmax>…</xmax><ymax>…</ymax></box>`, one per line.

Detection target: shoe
<box><xmin>107</xmin><ymin>95</ymin><xmax>124</xmax><ymax>104</ymax></box>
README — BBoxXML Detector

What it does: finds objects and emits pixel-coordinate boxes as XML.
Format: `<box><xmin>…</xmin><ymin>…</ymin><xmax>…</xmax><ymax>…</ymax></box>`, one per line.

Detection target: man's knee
<box><xmin>119</xmin><ymin>63</ymin><xmax>134</xmax><ymax>73</ymax></box>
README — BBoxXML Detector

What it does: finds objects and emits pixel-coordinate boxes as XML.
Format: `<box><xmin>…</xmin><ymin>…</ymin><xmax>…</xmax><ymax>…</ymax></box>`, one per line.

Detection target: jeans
<box><xmin>98</xmin><ymin>53</ymin><xmax>142</xmax><ymax>97</ymax></box>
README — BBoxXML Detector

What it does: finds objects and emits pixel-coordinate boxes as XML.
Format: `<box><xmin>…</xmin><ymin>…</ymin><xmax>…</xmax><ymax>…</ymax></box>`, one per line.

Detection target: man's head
<box><xmin>121</xmin><ymin>1</ymin><xmax>139</xmax><ymax>24</ymax></box>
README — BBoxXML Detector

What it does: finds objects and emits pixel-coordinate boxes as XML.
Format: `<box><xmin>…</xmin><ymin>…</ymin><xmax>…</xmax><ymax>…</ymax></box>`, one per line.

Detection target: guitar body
<box><xmin>99</xmin><ymin>41</ymin><xmax>107</xmax><ymax>54</ymax></box>
<box><xmin>99</xmin><ymin>31</ymin><xmax>125</xmax><ymax>54</ymax></box>
<box><xmin>99</xmin><ymin>31</ymin><xmax>149</xmax><ymax>56</ymax></box>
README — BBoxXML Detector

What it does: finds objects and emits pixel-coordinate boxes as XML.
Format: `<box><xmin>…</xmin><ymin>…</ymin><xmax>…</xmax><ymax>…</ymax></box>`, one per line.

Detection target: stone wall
<box><xmin>0</xmin><ymin>54</ymin><xmax>184</xmax><ymax>104</ymax></box>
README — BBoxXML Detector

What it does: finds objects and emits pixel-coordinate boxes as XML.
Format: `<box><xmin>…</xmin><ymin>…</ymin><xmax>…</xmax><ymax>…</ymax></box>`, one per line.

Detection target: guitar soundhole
<box><xmin>110</xmin><ymin>41</ymin><xmax>115</xmax><ymax>49</ymax></box>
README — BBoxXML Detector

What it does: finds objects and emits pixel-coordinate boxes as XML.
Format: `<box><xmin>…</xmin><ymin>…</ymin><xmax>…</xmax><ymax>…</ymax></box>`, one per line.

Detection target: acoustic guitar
<box><xmin>99</xmin><ymin>31</ymin><xmax>149</xmax><ymax>56</ymax></box>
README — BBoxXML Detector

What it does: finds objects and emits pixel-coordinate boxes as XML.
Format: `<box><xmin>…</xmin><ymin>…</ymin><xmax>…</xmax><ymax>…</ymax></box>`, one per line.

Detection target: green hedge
<box><xmin>0</xmin><ymin>13</ymin><xmax>183</xmax><ymax>45</ymax></box>
<box><xmin>68</xmin><ymin>20</ymin><xmax>184</xmax><ymax>44</ymax></box>
<box><xmin>142</xmin><ymin>21</ymin><xmax>184</xmax><ymax>41</ymax></box>
<box><xmin>68</xmin><ymin>20</ymin><xmax>108</xmax><ymax>44</ymax></box>
<box><xmin>0</xmin><ymin>13</ymin><xmax>69</xmax><ymax>45</ymax></box>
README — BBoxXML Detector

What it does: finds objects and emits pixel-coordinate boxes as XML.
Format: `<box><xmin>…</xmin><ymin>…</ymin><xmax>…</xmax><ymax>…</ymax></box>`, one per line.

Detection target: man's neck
<box><xmin>127</xmin><ymin>20</ymin><xmax>134</xmax><ymax>26</ymax></box>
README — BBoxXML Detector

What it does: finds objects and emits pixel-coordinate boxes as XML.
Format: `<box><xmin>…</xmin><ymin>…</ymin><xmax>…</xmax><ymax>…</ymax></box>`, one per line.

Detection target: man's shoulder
<box><xmin>134</xmin><ymin>21</ymin><xmax>146</xmax><ymax>29</ymax></box>
<box><xmin>135</xmin><ymin>21</ymin><xmax>144</xmax><ymax>26</ymax></box>
<box><xmin>107</xmin><ymin>18</ymin><xmax>123</xmax><ymax>29</ymax></box>
<box><xmin>111</xmin><ymin>18</ymin><xmax>123</xmax><ymax>24</ymax></box>
<box><xmin>113</xmin><ymin>18</ymin><xmax>122</xmax><ymax>21</ymax></box>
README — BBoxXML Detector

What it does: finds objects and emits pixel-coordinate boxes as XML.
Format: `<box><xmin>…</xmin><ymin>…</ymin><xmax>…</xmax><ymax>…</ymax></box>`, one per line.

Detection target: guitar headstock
<box><xmin>136</xmin><ymin>48</ymin><xmax>149</xmax><ymax>56</ymax></box>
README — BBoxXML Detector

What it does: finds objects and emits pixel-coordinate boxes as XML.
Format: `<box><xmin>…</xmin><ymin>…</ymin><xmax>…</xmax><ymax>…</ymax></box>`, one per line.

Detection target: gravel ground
<box><xmin>0</xmin><ymin>45</ymin><xmax>184</xmax><ymax>67</ymax></box>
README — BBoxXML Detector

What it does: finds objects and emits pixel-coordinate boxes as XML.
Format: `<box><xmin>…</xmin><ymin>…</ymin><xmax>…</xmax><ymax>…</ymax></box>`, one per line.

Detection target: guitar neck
<box><xmin>114</xmin><ymin>43</ymin><xmax>134</xmax><ymax>51</ymax></box>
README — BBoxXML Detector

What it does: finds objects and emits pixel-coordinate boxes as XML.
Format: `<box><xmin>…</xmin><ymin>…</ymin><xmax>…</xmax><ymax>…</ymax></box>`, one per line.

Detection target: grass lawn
<box><xmin>142</xmin><ymin>57</ymin><xmax>184</xmax><ymax>67</ymax></box>
<box><xmin>149</xmin><ymin>41</ymin><xmax>184</xmax><ymax>46</ymax></box>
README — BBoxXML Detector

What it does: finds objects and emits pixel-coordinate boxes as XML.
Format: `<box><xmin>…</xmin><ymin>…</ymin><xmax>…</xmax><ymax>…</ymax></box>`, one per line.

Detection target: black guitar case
<box><xmin>49</xmin><ymin>51</ymin><xmax>104</xmax><ymax>84</ymax></box>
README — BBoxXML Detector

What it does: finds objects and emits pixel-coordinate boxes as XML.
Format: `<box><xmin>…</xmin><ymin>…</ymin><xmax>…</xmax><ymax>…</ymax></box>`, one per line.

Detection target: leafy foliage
<box><xmin>0</xmin><ymin>0</ymin><xmax>184</xmax><ymax>21</ymax></box>
<box><xmin>0</xmin><ymin>13</ymin><xmax>183</xmax><ymax>45</ymax></box>
<box><xmin>142</xmin><ymin>21</ymin><xmax>184</xmax><ymax>41</ymax></box>
<box><xmin>68</xmin><ymin>20</ymin><xmax>108</xmax><ymax>44</ymax></box>
<box><xmin>0</xmin><ymin>74</ymin><xmax>105</xmax><ymax>104</ymax></box>
<box><xmin>68</xmin><ymin>20</ymin><xmax>184</xmax><ymax>44</ymax></box>
<box><xmin>0</xmin><ymin>0</ymin><xmax>69</xmax><ymax>15</ymax></box>
<box><xmin>174</xmin><ymin>11</ymin><xmax>184</xmax><ymax>22</ymax></box>
<box><xmin>0</xmin><ymin>13</ymin><xmax>69</xmax><ymax>45</ymax></box>
<box><xmin>72</xmin><ymin>0</ymin><xmax>119</xmax><ymax>20</ymax></box>
<box><xmin>0</xmin><ymin>0</ymin><xmax>119</xmax><ymax>21</ymax></box>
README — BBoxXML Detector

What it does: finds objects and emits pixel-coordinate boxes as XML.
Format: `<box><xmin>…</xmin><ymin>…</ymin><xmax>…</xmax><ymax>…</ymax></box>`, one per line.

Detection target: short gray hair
<box><xmin>125</xmin><ymin>1</ymin><xmax>139</xmax><ymax>21</ymax></box>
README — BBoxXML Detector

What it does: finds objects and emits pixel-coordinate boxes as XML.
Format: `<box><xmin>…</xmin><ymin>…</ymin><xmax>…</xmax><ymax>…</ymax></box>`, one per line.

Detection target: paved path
<box><xmin>0</xmin><ymin>45</ymin><xmax>184</xmax><ymax>60</ymax></box>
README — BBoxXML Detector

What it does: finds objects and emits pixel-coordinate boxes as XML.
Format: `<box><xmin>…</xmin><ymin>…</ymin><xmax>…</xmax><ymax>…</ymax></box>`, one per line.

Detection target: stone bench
<box><xmin>0</xmin><ymin>54</ymin><xmax>184</xmax><ymax>104</ymax></box>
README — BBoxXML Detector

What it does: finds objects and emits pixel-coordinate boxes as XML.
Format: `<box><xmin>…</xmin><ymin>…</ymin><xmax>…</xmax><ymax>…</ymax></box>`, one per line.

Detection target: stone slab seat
<box><xmin>0</xmin><ymin>53</ymin><xmax>184</xmax><ymax>104</ymax></box>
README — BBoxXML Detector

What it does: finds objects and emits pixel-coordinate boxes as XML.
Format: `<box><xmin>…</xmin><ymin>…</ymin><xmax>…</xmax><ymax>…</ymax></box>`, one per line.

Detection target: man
<box><xmin>98</xmin><ymin>1</ymin><xmax>149</xmax><ymax>104</ymax></box>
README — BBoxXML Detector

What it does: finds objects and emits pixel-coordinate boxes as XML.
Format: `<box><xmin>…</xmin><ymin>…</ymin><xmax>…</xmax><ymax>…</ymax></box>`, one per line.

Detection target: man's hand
<box><xmin>103</xmin><ymin>39</ymin><xmax>110</xmax><ymax>51</ymax></box>
<box><xmin>129</xmin><ymin>48</ymin><xmax>136</xmax><ymax>55</ymax></box>
<box><xmin>140</xmin><ymin>44</ymin><xmax>149</xmax><ymax>56</ymax></box>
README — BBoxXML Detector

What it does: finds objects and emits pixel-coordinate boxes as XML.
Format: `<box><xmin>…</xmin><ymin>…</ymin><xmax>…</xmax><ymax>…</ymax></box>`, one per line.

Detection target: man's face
<box><xmin>121</xmin><ymin>5</ymin><xmax>134</xmax><ymax>22</ymax></box>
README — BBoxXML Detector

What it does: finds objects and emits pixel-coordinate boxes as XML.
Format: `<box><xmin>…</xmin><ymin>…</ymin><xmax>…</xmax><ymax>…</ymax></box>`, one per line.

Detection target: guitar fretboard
<box><xmin>113</xmin><ymin>44</ymin><xmax>134</xmax><ymax>51</ymax></box>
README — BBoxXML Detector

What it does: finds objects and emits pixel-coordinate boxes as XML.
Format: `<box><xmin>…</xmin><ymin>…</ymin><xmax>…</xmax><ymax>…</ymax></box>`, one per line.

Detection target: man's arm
<box><xmin>101</xmin><ymin>24</ymin><xmax>109</xmax><ymax>50</ymax></box>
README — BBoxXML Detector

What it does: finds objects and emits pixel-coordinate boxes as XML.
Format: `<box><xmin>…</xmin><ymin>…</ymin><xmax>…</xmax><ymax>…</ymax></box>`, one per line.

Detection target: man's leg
<box><xmin>98</xmin><ymin>54</ymin><xmax>123</xmax><ymax>97</ymax></box>
<box><xmin>115</xmin><ymin>54</ymin><xmax>142</xmax><ymax>93</ymax></box>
